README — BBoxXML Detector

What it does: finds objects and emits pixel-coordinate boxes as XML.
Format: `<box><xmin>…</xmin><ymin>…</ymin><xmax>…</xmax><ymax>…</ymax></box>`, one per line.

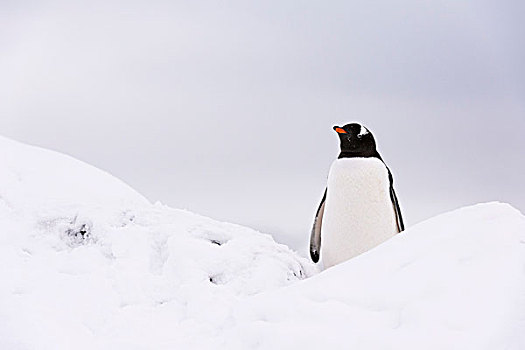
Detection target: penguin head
<box><xmin>333</xmin><ymin>123</ymin><xmax>377</xmax><ymax>157</ymax></box>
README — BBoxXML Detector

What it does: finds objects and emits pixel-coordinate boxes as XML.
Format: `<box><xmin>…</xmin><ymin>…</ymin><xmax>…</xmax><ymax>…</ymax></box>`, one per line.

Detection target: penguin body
<box><xmin>310</xmin><ymin>123</ymin><xmax>404</xmax><ymax>268</ymax></box>
<box><xmin>321</xmin><ymin>157</ymin><xmax>397</xmax><ymax>268</ymax></box>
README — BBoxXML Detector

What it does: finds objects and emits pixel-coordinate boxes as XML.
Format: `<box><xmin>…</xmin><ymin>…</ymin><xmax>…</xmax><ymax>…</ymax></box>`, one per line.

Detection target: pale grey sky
<box><xmin>1</xmin><ymin>0</ymin><xmax>524</xmax><ymax>254</ymax></box>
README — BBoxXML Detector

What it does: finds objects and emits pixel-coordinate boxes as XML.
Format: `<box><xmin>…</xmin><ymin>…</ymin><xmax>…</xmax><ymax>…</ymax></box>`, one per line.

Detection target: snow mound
<box><xmin>0</xmin><ymin>136</ymin><xmax>316</xmax><ymax>349</ymax></box>
<box><xmin>0</xmin><ymin>136</ymin><xmax>149</xmax><ymax>211</ymax></box>
<box><xmin>0</xmin><ymin>136</ymin><xmax>524</xmax><ymax>349</ymax></box>
<box><xmin>227</xmin><ymin>202</ymin><xmax>525</xmax><ymax>349</ymax></box>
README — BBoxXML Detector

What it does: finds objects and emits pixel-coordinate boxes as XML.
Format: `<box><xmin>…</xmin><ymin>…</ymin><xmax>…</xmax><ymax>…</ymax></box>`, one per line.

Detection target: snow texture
<box><xmin>0</xmin><ymin>136</ymin><xmax>524</xmax><ymax>349</ymax></box>
<box><xmin>322</xmin><ymin>158</ymin><xmax>397</xmax><ymax>268</ymax></box>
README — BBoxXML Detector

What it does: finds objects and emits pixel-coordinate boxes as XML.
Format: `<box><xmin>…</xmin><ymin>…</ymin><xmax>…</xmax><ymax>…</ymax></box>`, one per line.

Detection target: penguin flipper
<box><xmin>310</xmin><ymin>189</ymin><xmax>326</xmax><ymax>263</ymax></box>
<box><xmin>384</xmin><ymin>166</ymin><xmax>404</xmax><ymax>233</ymax></box>
<box><xmin>390</xmin><ymin>182</ymin><xmax>404</xmax><ymax>233</ymax></box>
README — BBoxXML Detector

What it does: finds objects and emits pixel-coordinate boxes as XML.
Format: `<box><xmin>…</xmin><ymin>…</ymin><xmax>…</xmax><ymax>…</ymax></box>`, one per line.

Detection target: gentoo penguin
<box><xmin>309</xmin><ymin>123</ymin><xmax>404</xmax><ymax>268</ymax></box>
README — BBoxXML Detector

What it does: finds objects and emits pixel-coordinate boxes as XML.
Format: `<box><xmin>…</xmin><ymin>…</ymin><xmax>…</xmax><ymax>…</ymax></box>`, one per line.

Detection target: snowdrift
<box><xmin>0</xmin><ymin>136</ymin><xmax>524</xmax><ymax>349</ymax></box>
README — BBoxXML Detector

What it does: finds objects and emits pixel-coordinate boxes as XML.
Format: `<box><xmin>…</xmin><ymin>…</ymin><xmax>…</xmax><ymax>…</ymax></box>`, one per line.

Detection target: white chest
<box><xmin>321</xmin><ymin>158</ymin><xmax>397</xmax><ymax>268</ymax></box>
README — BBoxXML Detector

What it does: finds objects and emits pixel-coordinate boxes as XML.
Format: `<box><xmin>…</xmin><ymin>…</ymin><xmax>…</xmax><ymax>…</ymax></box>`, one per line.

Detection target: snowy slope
<box><xmin>0</xmin><ymin>136</ymin><xmax>316</xmax><ymax>349</ymax></box>
<box><xmin>0</xmin><ymin>136</ymin><xmax>524</xmax><ymax>350</ymax></box>
<box><xmin>226</xmin><ymin>203</ymin><xmax>525</xmax><ymax>349</ymax></box>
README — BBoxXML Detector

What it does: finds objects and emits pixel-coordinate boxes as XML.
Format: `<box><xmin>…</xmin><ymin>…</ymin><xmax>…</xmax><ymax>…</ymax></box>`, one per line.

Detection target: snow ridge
<box><xmin>0</xmin><ymin>136</ymin><xmax>524</xmax><ymax>350</ymax></box>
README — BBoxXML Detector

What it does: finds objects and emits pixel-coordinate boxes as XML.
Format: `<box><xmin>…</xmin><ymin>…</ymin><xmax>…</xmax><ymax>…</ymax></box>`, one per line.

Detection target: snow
<box><xmin>228</xmin><ymin>203</ymin><xmax>525</xmax><ymax>349</ymax></box>
<box><xmin>1</xmin><ymin>135</ymin><xmax>524</xmax><ymax>349</ymax></box>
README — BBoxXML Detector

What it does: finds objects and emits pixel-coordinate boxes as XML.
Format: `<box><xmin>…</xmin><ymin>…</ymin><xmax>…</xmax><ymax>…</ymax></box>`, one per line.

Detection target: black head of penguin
<box><xmin>333</xmin><ymin>123</ymin><xmax>379</xmax><ymax>159</ymax></box>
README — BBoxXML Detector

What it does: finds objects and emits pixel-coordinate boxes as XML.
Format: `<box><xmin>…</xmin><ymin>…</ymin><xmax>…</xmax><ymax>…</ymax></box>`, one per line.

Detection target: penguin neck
<box><xmin>338</xmin><ymin>150</ymin><xmax>383</xmax><ymax>161</ymax></box>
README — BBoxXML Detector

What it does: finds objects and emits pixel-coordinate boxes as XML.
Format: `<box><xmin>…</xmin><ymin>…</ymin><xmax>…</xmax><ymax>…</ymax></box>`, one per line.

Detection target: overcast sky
<box><xmin>1</xmin><ymin>0</ymin><xmax>524</xmax><ymax>254</ymax></box>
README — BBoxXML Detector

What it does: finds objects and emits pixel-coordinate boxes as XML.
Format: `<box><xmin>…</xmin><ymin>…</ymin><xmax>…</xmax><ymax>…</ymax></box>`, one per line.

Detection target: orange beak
<box><xmin>334</xmin><ymin>127</ymin><xmax>347</xmax><ymax>134</ymax></box>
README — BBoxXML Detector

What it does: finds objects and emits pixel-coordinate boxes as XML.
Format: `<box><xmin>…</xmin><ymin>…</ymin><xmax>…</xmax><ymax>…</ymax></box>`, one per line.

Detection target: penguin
<box><xmin>309</xmin><ymin>123</ymin><xmax>404</xmax><ymax>268</ymax></box>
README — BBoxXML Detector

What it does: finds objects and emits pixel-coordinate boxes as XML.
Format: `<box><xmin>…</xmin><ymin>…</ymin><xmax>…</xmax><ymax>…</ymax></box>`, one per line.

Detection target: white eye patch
<box><xmin>358</xmin><ymin>125</ymin><xmax>369</xmax><ymax>137</ymax></box>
